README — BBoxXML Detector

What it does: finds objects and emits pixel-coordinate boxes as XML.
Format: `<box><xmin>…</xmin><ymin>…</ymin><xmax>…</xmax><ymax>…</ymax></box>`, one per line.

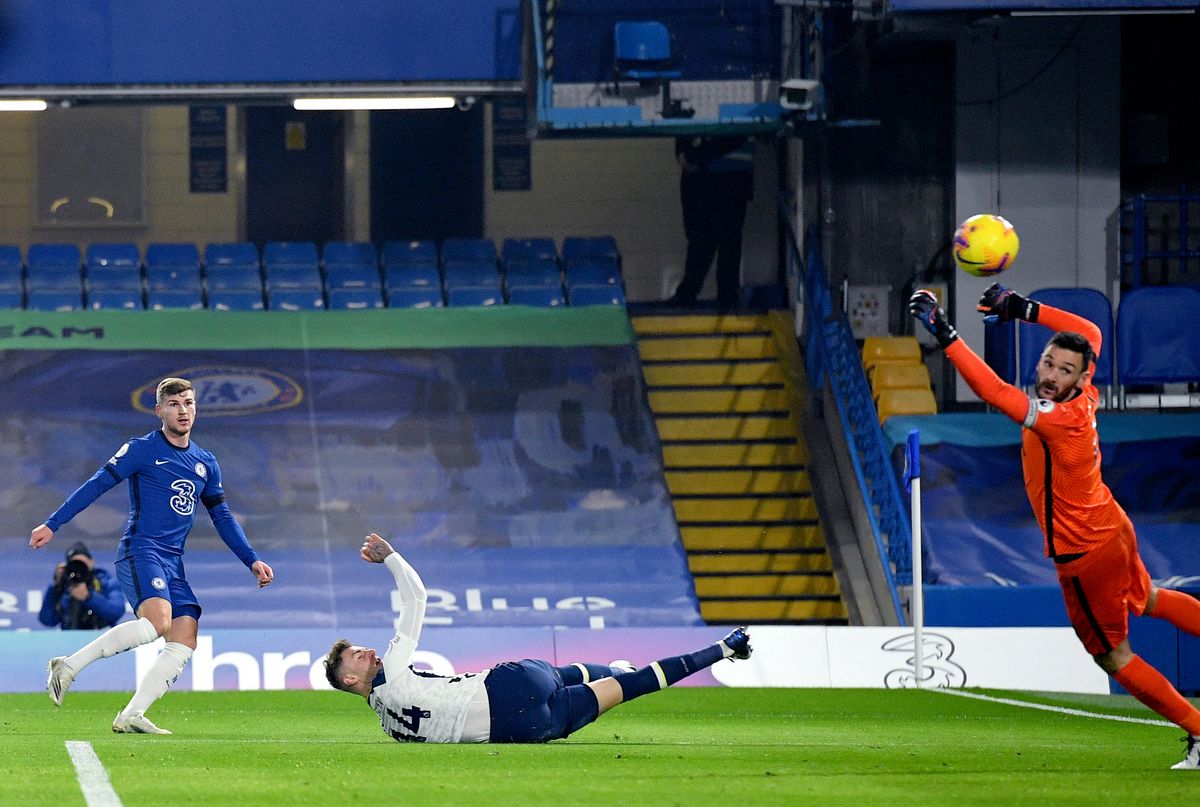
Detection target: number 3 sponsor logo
<box><xmin>170</xmin><ymin>479</ymin><xmax>196</xmax><ymax>516</ymax></box>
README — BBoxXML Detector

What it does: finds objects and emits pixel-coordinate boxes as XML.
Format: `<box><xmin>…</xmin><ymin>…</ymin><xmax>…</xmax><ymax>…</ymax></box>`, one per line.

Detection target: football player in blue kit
<box><xmin>30</xmin><ymin>377</ymin><xmax>274</xmax><ymax>734</ymax></box>
<box><xmin>324</xmin><ymin>533</ymin><xmax>752</xmax><ymax>744</ymax></box>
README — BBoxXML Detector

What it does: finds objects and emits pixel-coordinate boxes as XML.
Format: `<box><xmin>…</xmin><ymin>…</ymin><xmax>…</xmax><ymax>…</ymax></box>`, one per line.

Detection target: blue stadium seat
<box><xmin>268</xmin><ymin>289</ymin><xmax>325</xmax><ymax>311</ymax></box>
<box><xmin>569</xmin><ymin>284</ymin><xmax>626</xmax><ymax>307</ymax></box>
<box><xmin>328</xmin><ymin>287</ymin><xmax>385</xmax><ymax>309</ymax></box>
<box><xmin>983</xmin><ymin>319</ymin><xmax>1017</xmax><ymax>385</ymax></box>
<box><xmin>27</xmin><ymin>244</ymin><xmax>82</xmax><ymax>291</ymax></box>
<box><xmin>86</xmin><ymin>243</ymin><xmax>140</xmax><ymax>270</ymax></box>
<box><xmin>205</xmin><ymin>265</ymin><xmax>262</xmax><ymax>292</ymax></box>
<box><xmin>444</xmin><ymin>262</ymin><xmax>501</xmax><ymax>289</ymax></box>
<box><xmin>204</xmin><ymin>242</ymin><xmax>259</xmax><ymax>268</ymax></box>
<box><xmin>386</xmin><ymin>287</ymin><xmax>444</xmax><ymax>309</ymax></box>
<box><xmin>87</xmin><ymin>289</ymin><xmax>143</xmax><ymax>310</ymax></box>
<box><xmin>504</xmin><ymin>260</ymin><xmax>562</xmax><ymax>289</ymax></box>
<box><xmin>323</xmin><ymin>241</ymin><xmax>377</xmax><ymax>267</ymax></box>
<box><xmin>1117</xmin><ymin>286</ymin><xmax>1200</xmax><ymax>386</ymax></box>
<box><xmin>263</xmin><ymin>241</ymin><xmax>319</xmax><ymax>268</ymax></box>
<box><xmin>0</xmin><ymin>288</ymin><xmax>22</xmax><ymax>309</ymax></box>
<box><xmin>381</xmin><ymin>239</ymin><xmax>438</xmax><ymax>266</ymax></box>
<box><xmin>86</xmin><ymin>244</ymin><xmax>142</xmax><ymax>297</ymax></box>
<box><xmin>0</xmin><ymin>245</ymin><xmax>21</xmax><ymax>290</ymax></box>
<box><xmin>147</xmin><ymin>289</ymin><xmax>203</xmax><ymax>310</ymax></box>
<box><xmin>384</xmin><ymin>264</ymin><xmax>441</xmax><ymax>290</ymax></box>
<box><xmin>502</xmin><ymin>237</ymin><xmax>557</xmax><ymax>264</ymax></box>
<box><xmin>146</xmin><ymin>264</ymin><xmax>202</xmax><ymax>292</ymax></box>
<box><xmin>146</xmin><ymin>244</ymin><xmax>202</xmax><ymax>292</ymax></box>
<box><xmin>26</xmin><ymin>265</ymin><xmax>81</xmax><ymax>292</ymax></box>
<box><xmin>26</xmin><ymin>289</ymin><xmax>82</xmax><ymax>311</ymax></box>
<box><xmin>564</xmin><ymin>259</ymin><xmax>621</xmax><ymax>288</ymax></box>
<box><xmin>146</xmin><ymin>243</ymin><xmax>201</xmax><ymax>271</ymax></box>
<box><xmin>1019</xmin><ymin>288</ymin><xmax>1114</xmax><ymax>387</ymax></box>
<box><xmin>562</xmin><ymin>235</ymin><xmax>620</xmax><ymax>263</ymax></box>
<box><xmin>614</xmin><ymin>21</ymin><xmax>681</xmax><ymax>80</ymax></box>
<box><xmin>441</xmin><ymin>238</ymin><xmax>496</xmax><ymax>264</ymax></box>
<box><xmin>508</xmin><ymin>285</ymin><xmax>564</xmax><ymax>307</ymax></box>
<box><xmin>447</xmin><ymin>286</ymin><xmax>502</xmax><ymax>307</ymax></box>
<box><xmin>207</xmin><ymin>289</ymin><xmax>265</xmax><ymax>311</ymax></box>
<box><xmin>265</xmin><ymin>264</ymin><xmax>323</xmax><ymax>291</ymax></box>
<box><xmin>86</xmin><ymin>243</ymin><xmax>143</xmax><ymax>291</ymax></box>
<box><xmin>86</xmin><ymin>266</ymin><xmax>143</xmax><ymax>291</ymax></box>
<box><xmin>325</xmin><ymin>264</ymin><xmax>381</xmax><ymax>291</ymax></box>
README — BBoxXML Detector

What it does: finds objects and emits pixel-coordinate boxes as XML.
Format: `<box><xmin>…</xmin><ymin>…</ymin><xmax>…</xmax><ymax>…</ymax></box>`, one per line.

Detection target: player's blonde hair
<box><xmin>156</xmin><ymin>377</ymin><xmax>194</xmax><ymax>404</ymax></box>
<box><xmin>324</xmin><ymin>639</ymin><xmax>354</xmax><ymax>692</ymax></box>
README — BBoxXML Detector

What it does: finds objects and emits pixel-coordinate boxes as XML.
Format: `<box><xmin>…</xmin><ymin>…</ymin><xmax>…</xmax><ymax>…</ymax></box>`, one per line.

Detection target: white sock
<box><xmin>64</xmin><ymin>617</ymin><xmax>159</xmax><ymax>672</ymax></box>
<box><xmin>120</xmin><ymin>642</ymin><xmax>192</xmax><ymax>717</ymax></box>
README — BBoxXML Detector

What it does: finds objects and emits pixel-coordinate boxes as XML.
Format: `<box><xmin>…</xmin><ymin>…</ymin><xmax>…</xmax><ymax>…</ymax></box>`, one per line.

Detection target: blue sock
<box><xmin>616</xmin><ymin>643</ymin><xmax>724</xmax><ymax>702</ymax></box>
<box><xmin>556</xmin><ymin>663</ymin><xmax>618</xmax><ymax>686</ymax></box>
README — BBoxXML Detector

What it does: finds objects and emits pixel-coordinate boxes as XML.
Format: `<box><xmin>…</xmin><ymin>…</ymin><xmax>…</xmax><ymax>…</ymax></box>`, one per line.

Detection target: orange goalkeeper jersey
<box><xmin>945</xmin><ymin>305</ymin><xmax>1126</xmax><ymax>559</ymax></box>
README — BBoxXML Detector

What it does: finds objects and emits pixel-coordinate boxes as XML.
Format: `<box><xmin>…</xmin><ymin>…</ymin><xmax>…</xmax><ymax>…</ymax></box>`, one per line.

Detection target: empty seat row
<box><xmin>0</xmin><ymin>283</ymin><xmax>626</xmax><ymax>312</ymax></box>
<box><xmin>0</xmin><ymin>237</ymin><xmax>620</xmax><ymax>273</ymax></box>
<box><xmin>0</xmin><ymin>238</ymin><xmax>624</xmax><ymax>297</ymax></box>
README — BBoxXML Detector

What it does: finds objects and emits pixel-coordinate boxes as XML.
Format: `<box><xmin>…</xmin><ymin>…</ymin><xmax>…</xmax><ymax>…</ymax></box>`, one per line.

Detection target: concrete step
<box><xmin>665</xmin><ymin>469</ymin><xmax>811</xmax><ymax>495</ymax></box>
<box><xmin>637</xmin><ymin>334</ymin><xmax>778</xmax><ymax>362</ymax></box>
<box><xmin>661</xmin><ymin>441</ymin><xmax>808</xmax><ymax>468</ymax></box>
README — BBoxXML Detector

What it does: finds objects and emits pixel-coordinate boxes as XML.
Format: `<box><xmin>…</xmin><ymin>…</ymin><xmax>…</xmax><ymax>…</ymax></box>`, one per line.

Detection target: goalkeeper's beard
<box><xmin>1039</xmin><ymin>380</ymin><xmax>1076</xmax><ymax>403</ymax></box>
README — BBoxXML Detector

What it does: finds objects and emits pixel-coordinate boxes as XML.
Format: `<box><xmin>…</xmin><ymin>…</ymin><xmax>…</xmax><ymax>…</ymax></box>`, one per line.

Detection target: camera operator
<box><xmin>38</xmin><ymin>542</ymin><xmax>125</xmax><ymax>630</ymax></box>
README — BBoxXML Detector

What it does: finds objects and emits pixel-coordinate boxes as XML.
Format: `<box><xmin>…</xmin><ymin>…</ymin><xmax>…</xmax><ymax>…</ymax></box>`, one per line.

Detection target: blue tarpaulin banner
<box><xmin>894</xmin><ymin>414</ymin><xmax>1200</xmax><ymax>589</ymax></box>
<box><xmin>0</xmin><ymin>344</ymin><xmax>700</xmax><ymax>631</ymax></box>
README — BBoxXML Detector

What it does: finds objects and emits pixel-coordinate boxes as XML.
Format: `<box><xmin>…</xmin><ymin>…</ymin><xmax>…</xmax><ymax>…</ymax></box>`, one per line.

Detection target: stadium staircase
<box><xmin>632</xmin><ymin>311</ymin><xmax>848</xmax><ymax>625</ymax></box>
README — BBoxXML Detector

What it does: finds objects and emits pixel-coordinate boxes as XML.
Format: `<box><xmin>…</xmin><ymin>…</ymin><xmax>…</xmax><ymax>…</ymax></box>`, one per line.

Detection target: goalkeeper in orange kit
<box><xmin>909</xmin><ymin>283</ymin><xmax>1200</xmax><ymax>771</ymax></box>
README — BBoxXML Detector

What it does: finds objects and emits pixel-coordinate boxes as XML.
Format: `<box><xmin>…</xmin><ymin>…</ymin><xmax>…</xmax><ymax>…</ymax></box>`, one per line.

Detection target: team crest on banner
<box><xmin>132</xmin><ymin>367</ymin><xmax>303</xmax><ymax>416</ymax></box>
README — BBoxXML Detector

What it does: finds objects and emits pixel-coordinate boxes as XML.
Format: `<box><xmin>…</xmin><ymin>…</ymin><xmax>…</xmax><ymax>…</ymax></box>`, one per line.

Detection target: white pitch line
<box><xmin>65</xmin><ymin>741</ymin><xmax>124</xmax><ymax>807</ymax></box>
<box><xmin>934</xmin><ymin>687</ymin><xmax>1174</xmax><ymax>728</ymax></box>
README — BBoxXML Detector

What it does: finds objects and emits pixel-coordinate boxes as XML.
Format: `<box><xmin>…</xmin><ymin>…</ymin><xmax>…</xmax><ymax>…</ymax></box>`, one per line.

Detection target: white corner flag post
<box><xmin>903</xmin><ymin>429</ymin><xmax>924</xmax><ymax>688</ymax></box>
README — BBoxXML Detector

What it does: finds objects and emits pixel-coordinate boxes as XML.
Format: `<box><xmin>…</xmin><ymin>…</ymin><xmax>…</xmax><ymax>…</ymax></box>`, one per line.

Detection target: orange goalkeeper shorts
<box><xmin>1055</xmin><ymin>515</ymin><xmax>1150</xmax><ymax>656</ymax></box>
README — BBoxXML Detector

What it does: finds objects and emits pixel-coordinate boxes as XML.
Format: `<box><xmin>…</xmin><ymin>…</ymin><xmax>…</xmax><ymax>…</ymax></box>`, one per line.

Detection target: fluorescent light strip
<box><xmin>293</xmin><ymin>97</ymin><xmax>455</xmax><ymax>111</ymax></box>
<box><xmin>1011</xmin><ymin>8</ymin><xmax>1194</xmax><ymax>14</ymax></box>
<box><xmin>0</xmin><ymin>99</ymin><xmax>47</xmax><ymax>111</ymax></box>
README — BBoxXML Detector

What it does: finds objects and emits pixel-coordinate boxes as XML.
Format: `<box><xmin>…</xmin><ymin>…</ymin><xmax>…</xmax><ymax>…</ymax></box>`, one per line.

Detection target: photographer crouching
<box><xmin>38</xmin><ymin>542</ymin><xmax>125</xmax><ymax>630</ymax></box>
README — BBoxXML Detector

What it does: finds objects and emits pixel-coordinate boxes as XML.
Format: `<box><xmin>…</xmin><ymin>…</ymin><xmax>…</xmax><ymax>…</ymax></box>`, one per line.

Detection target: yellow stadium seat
<box><xmin>861</xmin><ymin>336</ymin><xmax>922</xmax><ymax>374</ymax></box>
<box><xmin>871</xmin><ymin>363</ymin><xmax>933</xmax><ymax>401</ymax></box>
<box><xmin>876</xmin><ymin>387</ymin><xmax>937</xmax><ymax>422</ymax></box>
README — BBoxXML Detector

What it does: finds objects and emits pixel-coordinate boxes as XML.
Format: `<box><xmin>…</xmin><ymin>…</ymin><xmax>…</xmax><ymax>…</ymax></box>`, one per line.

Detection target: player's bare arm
<box><xmin>360</xmin><ymin>533</ymin><xmax>395</xmax><ymax>563</ymax></box>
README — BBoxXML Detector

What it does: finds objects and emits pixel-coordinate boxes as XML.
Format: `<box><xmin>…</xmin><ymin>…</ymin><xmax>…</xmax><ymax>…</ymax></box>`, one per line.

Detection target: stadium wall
<box><xmin>0</xmin><ymin>103</ymin><xmax>776</xmax><ymax>304</ymax></box>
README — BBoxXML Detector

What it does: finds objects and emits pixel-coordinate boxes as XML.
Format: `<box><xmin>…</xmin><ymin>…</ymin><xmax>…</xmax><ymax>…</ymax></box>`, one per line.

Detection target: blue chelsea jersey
<box><xmin>45</xmin><ymin>429</ymin><xmax>259</xmax><ymax>568</ymax></box>
<box><xmin>110</xmin><ymin>430</ymin><xmax>220</xmax><ymax>556</ymax></box>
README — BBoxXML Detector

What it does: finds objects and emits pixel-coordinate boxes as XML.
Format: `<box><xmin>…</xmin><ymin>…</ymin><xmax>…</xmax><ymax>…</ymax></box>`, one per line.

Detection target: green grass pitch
<box><xmin>1</xmin><ymin>688</ymin><xmax>1195</xmax><ymax>805</ymax></box>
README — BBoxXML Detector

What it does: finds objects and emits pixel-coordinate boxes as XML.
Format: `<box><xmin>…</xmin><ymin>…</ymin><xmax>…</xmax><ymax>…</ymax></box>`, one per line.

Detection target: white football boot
<box><xmin>47</xmin><ymin>656</ymin><xmax>78</xmax><ymax>707</ymax></box>
<box><xmin>1171</xmin><ymin>735</ymin><xmax>1199</xmax><ymax>770</ymax></box>
<box><xmin>112</xmin><ymin>712</ymin><xmax>172</xmax><ymax>735</ymax></box>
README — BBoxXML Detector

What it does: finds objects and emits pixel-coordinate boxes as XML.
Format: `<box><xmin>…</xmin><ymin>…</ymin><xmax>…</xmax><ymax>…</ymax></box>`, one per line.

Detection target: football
<box><xmin>952</xmin><ymin>214</ymin><xmax>1019</xmax><ymax>277</ymax></box>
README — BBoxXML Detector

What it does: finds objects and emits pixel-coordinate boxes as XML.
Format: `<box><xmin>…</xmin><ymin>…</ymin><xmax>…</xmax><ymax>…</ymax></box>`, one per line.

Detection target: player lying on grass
<box><xmin>910</xmin><ymin>283</ymin><xmax>1200</xmax><ymax>771</ymax></box>
<box><xmin>324</xmin><ymin>533</ymin><xmax>752</xmax><ymax>743</ymax></box>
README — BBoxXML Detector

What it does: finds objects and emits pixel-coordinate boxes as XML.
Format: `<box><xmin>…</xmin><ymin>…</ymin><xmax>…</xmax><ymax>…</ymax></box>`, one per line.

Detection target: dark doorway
<box><xmin>370</xmin><ymin>106</ymin><xmax>484</xmax><ymax>242</ymax></box>
<box><xmin>245</xmin><ymin>107</ymin><xmax>345</xmax><ymax>244</ymax></box>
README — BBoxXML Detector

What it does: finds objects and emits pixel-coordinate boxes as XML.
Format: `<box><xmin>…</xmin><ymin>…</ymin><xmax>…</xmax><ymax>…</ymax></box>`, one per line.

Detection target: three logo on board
<box><xmin>132</xmin><ymin>367</ymin><xmax>303</xmax><ymax>416</ymax></box>
<box><xmin>881</xmin><ymin>632</ymin><xmax>967</xmax><ymax>689</ymax></box>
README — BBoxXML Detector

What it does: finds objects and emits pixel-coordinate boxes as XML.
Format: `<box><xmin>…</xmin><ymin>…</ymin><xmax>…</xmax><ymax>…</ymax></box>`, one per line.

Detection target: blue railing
<box><xmin>1121</xmin><ymin>189</ymin><xmax>1200</xmax><ymax>288</ymax></box>
<box><xmin>779</xmin><ymin>198</ymin><xmax>907</xmax><ymax>621</ymax></box>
